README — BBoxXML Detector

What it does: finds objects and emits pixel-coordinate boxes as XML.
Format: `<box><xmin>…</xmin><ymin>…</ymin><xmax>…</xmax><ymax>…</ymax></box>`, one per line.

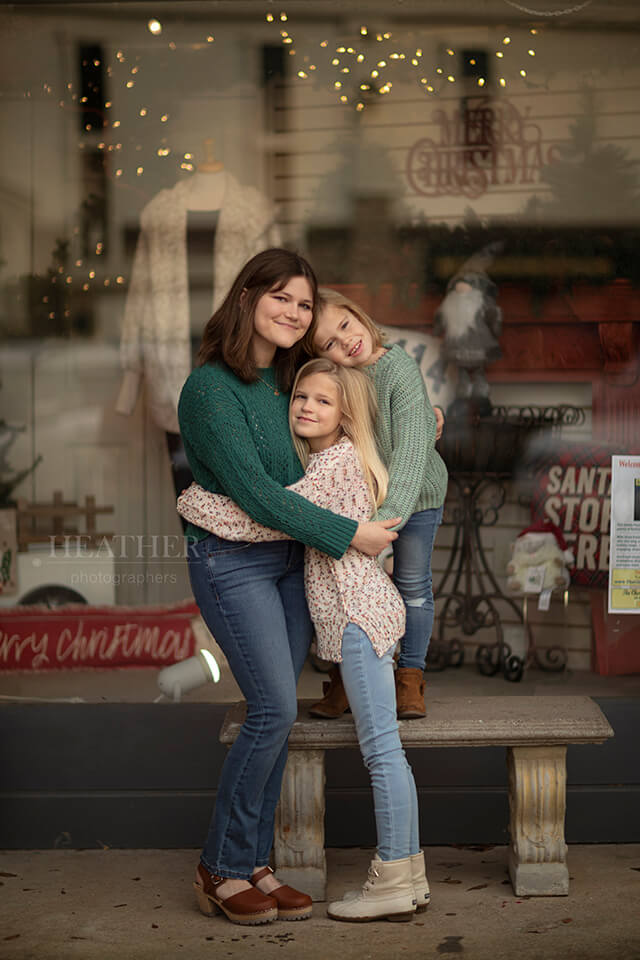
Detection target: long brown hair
<box><xmin>197</xmin><ymin>248</ymin><xmax>318</xmax><ymax>391</ymax></box>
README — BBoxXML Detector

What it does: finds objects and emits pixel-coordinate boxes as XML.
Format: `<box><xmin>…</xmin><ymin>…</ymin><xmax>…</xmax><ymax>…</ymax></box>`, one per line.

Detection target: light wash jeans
<box><xmin>339</xmin><ymin>623</ymin><xmax>420</xmax><ymax>861</ymax></box>
<box><xmin>187</xmin><ymin>534</ymin><xmax>313</xmax><ymax>879</ymax></box>
<box><xmin>392</xmin><ymin>505</ymin><xmax>444</xmax><ymax>670</ymax></box>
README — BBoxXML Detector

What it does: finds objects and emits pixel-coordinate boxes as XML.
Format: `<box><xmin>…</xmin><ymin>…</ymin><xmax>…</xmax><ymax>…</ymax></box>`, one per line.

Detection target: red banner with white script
<box><xmin>0</xmin><ymin>600</ymin><xmax>198</xmax><ymax>670</ymax></box>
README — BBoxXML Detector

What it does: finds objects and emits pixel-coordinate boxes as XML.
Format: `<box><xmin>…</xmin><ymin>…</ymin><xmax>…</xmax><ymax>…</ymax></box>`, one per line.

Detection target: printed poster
<box><xmin>528</xmin><ymin>443</ymin><xmax>614</xmax><ymax>589</ymax></box>
<box><xmin>608</xmin><ymin>455</ymin><xmax>640</xmax><ymax>614</ymax></box>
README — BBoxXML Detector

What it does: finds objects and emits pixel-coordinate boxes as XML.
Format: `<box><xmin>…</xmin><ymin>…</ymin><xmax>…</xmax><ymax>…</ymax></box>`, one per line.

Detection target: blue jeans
<box><xmin>392</xmin><ymin>506</ymin><xmax>444</xmax><ymax>671</ymax></box>
<box><xmin>339</xmin><ymin>623</ymin><xmax>419</xmax><ymax>861</ymax></box>
<box><xmin>187</xmin><ymin>534</ymin><xmax>313</xmax><ymax>879</ymax></box>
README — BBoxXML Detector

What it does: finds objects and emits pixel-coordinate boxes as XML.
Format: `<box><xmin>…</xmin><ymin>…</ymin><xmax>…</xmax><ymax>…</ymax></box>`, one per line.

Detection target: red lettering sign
<box><xmin>0</xmin><ymin>601</ymin><xmax>198</xmax><ymax>670</ymax></box>
<box><xmin>529</xmin><ymin>445</ymin><xmax>618</xmax><ymax>588</ymax></box>
<box><xmin>406</xmin><ymin>97</ymin><xmax>549</xmax><ymax>199</ymax></box>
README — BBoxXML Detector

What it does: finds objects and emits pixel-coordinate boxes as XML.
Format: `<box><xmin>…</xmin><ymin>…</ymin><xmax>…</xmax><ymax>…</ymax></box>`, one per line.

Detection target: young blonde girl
<box><xmin>178</xmin><ymin>358</ymin><xmax>430</xmax><ymax>922</ymax></box>
<box><xmin>308</xmin><ymin>289</ymin><xmax>448</xmax><ymax>719</ymax></box>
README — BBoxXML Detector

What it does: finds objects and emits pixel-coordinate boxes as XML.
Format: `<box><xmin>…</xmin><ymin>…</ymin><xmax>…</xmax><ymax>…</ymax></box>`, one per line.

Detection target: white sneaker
<box><xmin>327</xmin><ymin>855</ymin><xmax>416</xmax><ymax>923</ymax></box>
<box><xmin>411</xmin><ymin>850</ymin><xmax>431</xmax><ymax>912</ymax></box>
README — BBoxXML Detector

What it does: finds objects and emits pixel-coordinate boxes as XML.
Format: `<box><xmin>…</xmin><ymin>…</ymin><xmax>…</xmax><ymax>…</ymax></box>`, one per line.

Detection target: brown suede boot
<box><xmin>395</xmin><ymin>667</ymin><xmax>426</xmax><ymax>719</ymax></box>
<box><xmin>309</xmin><ymin>665</ymin><xmax>350</xmax><ymax>719</ymax></box>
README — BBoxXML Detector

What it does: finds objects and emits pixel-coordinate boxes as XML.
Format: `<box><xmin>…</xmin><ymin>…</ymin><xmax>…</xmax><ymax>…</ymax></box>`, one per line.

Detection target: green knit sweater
<box><xmin>177</xmin><ymin>362</ymin><xmax>357</xmax><ymax>559</ymax></box>
<box><xmin>365</xmin><ymin>344</ymin><xmax>449</xmax><ymax>526</ymax></box>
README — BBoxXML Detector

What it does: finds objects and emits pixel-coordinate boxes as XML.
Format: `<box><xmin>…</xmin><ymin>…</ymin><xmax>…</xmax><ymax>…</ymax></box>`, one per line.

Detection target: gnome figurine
<box><xmin>506</xmin><ymin>519</ymin><xmax>575</xmax><ymax>596</ymax></box>
<box><xmin>432</xmin><ymin>242</ymin><xmax>503</xmax><ymax>417</ymax></box>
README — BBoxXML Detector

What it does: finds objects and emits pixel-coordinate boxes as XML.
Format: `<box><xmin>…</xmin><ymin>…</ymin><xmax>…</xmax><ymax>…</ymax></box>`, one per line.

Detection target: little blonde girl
<box><xmin>178</xmin><ymin>358</ymin><xmax>429</xmax><ymax>922</ymax></box>
<box><xmin>308</xmin><ymin>289</ymin><xmax>448</xmax><ymax>720</ymax></box>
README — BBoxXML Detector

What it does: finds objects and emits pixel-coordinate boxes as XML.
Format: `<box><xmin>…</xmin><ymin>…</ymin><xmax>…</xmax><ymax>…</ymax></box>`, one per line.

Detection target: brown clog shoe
<box><xmin>194</xmin><ymin>863</ymin><xmax>277</xmax><ymax>925</ymax></box>
<box><xmin>252</xmin><ymin>866</ymin><xmax>313</xmax><ymax>920</ymax></box>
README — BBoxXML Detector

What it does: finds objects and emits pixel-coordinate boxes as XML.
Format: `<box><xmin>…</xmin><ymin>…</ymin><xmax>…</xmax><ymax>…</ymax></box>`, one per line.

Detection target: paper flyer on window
<box><xmin>608</xmin><ymin>455</ymin><xmax>640</xmax><ymax>614</ymax></box>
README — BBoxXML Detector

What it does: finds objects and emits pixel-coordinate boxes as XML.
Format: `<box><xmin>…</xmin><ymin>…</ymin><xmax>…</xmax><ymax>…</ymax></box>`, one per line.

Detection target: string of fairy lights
<box><xmin>24</xmin><ymin>10</ymin><xmax>548</xmax><ymax>320</ymax></box>
<box><xmin>264</xmin><ymin>11</ymin><xmax>543</xmax><ymax>108</ymax></box>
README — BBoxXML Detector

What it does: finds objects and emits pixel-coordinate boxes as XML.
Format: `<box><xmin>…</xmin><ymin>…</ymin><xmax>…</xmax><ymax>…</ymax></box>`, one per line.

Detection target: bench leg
<box><xmin>507</xmin><ymin>745</ymin><xmax>569</xmax><ymax>896</ymax></box>
<box><xmin>274</xmin><ymin>749</ymin><xmax>327</xmax><ymax>901</ymax></box>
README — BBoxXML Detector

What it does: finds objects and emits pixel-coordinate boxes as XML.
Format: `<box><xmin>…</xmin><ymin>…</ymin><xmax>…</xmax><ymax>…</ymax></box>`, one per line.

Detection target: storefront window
<box><xmin>1</xmin><ymin>1</ymin><xmax>639</xmax><ymax>683</ymax></box>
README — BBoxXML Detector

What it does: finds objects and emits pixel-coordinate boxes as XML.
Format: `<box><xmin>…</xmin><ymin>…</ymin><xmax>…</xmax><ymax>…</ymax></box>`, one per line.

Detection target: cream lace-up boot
<box><xmin>411</xmin><ymin>850</ymin><xmax>431</xmax><ymax>912</ymax></box>
<box><xmin>327</xmin><ymin>855</ymin><xmax>416</xmax><ymax>922</ymax></box>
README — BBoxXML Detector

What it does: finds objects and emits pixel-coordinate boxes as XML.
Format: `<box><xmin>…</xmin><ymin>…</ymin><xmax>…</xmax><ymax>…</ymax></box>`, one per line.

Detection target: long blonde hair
<box><xmin>302</xmin><ymin>286</ymin><xmax>387</xmax><ymax>357</ymax></box>
<box><xmin>289</xmin><ymin>358</ymin><xmax>388</xmax><ymax>511</ymax></box>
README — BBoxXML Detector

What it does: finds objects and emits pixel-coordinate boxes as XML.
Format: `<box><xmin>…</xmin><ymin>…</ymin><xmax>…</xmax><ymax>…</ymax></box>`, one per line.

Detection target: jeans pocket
<box><xmin>206</xmin><ymin>533</ymin><xmax>254</xmax><ymax>558</ymax></box>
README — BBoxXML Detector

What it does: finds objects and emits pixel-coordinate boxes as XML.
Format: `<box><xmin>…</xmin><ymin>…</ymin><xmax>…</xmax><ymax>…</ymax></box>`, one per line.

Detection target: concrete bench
<box><xmin>220</xmin><ymin>695</ymin><xmax>613</xmax><ymax>901</ymax></box>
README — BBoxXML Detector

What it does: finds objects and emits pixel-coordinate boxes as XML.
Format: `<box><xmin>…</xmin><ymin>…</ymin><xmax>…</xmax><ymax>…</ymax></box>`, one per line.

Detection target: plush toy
<box><xmin>432</xmin><ymin>242</ymin><xmax>503</xmax><ymax>416</ymax></box>
<box><xmin>506</xmin><ymin>519</ymin><xmax>575</xmax><ymax>595</ymax></box>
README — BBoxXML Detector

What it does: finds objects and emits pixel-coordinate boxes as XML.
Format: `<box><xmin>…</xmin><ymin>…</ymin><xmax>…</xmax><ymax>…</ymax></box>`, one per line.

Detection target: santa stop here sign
<box><xmin>529</xmin><ymin>444</ymin><xmax>614</xmax><ymax>589</ymax></box>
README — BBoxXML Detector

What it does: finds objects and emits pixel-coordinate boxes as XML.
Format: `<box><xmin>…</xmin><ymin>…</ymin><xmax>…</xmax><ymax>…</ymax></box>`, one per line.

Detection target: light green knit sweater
<box><xmin>364</xmin><ymin>344</ymin><xmax>448</xmax><ymax>526</ymax></box>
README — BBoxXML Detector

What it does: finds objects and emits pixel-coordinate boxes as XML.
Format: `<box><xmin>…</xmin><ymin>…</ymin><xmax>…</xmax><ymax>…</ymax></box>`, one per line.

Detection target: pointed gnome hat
<box><xmin>517</xmin><ymin>518</ymin><xmax>575</xmax><ymax>566</ymax></box>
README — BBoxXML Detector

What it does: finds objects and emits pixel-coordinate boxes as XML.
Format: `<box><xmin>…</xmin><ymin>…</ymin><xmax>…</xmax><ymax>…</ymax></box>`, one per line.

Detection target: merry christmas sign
<box><xmin>0</xmin><ymin>600</ymin><xmax>198</xmax><ymax>670</ymax></box>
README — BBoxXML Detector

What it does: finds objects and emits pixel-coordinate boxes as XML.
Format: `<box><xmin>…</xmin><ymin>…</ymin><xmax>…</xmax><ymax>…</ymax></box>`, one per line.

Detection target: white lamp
<box><xmin>157</xmin><ymin>649</ymin><xmax>221</xmax><ymax>702</ymax></box>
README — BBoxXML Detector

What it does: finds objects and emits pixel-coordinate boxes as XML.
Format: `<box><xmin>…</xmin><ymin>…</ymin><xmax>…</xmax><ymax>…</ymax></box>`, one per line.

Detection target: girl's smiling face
<box><xmin>251</xmin><ymin>276</ymin><xmax>314</xmax><ymax>365</ymax></box>
<box><xmin>290</xmin><ymin>372</ymin><xmax>343</xmax><ymax>452</ymax></box>
<box><xmin>312</xmin><ymin>304</ymin><xmax>378</xmax><ymax>368</ymax></box>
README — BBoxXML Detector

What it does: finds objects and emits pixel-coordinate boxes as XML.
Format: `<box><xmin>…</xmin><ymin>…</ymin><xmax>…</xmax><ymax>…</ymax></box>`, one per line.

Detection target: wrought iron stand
<box><xmin>426</xmin><ymin>405</ymin><xmax>583</xmax><ymax>681</ymax></box>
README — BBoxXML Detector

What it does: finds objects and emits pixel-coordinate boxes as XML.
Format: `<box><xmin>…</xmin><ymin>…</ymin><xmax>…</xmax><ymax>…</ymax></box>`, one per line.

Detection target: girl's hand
<box><xmin>434</xmin><ymin>405</ymin><xmax>445</xmax><ymax>441</ymax></box>
<box><xmin>352</xmin><ymin>518</ymin><xmax>402</xmax><ymax>556</ymax></box>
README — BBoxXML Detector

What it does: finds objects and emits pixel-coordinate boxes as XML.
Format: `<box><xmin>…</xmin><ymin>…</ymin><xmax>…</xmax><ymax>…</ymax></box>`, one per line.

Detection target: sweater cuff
<box><xmin>313</xmin><ymin>516</ymin><xmax>358</xmax><ymax>559</ymax></box>
<box><xmin>374</xmin><ymin>507</ymin><xmax>406</xmax><ymax>530</ymax></box>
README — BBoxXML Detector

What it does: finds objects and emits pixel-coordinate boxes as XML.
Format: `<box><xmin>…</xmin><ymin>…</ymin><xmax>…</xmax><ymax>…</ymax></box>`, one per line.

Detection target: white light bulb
<box><xmin>199</xmin><ymin>649</ymin><xmax>221</xmax><ymax>683</ymax></box>
<box><xmin>157</xmin><ymin>651</ymin><xmax>220</xmax><ymax>702</ymax></box>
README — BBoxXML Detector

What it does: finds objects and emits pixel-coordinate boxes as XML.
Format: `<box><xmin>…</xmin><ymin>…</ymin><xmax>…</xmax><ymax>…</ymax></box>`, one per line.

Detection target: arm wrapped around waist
<box><xmin>177</xmin><ymin>482</ymin><xmax>290</xmax><ymax>542</ymax></box>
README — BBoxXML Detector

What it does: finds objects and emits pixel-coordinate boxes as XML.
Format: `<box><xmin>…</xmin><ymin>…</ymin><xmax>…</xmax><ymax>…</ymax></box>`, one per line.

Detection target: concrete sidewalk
<box><xmin>1</xmin><ymin>845</ymin><xmax>639</xmax><ymax>960</ymax></box>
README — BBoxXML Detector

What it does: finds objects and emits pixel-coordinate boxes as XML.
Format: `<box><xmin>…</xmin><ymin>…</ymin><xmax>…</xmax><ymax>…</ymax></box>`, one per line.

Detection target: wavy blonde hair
<box><xmin>289</xmin><ymin>358</ymin><xmax>388</xmax><ymax>511</ymax></box>
<box><xmin>302</xmin><ymin>286</ymin><xmax>387</xmax><ymax>357</ymax></box>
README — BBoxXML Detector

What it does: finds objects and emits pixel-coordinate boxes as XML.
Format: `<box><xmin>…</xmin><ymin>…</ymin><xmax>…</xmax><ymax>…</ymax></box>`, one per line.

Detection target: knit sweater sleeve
<box><xmin>178</xmin><ymin>374</ymin><xmax>357</xmax><ymax>559</ymax></box>
<box><xmin>375</xmin><ymin>354</ymin><xmax>438</xmax><ymax>526</ymax></box>
<box><xmin>177</xmin><ymin>482</ymin><xmax>290</xmax><ymax>543</ymax></box>
<box><xmin>176</xmin><ymin>443</ymin><xmax>369</xmax><ymax>541</ymax></box>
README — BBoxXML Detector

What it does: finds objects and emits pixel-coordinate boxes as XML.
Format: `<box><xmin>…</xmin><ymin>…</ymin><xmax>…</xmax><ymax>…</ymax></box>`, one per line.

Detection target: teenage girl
<box><xmin>178</xmin><ymin>250</ymin><xmax>399</xmax><ymax>927</ymax></box>
<box><xmin>308</xmin><ymin>288</ymin><xmax>448</xmax><ymax>720</ymax></box>
<box><xmin>178</xmin><ymin>358</ymin><xmax>430</xmax><ymax>922</ymax></box>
